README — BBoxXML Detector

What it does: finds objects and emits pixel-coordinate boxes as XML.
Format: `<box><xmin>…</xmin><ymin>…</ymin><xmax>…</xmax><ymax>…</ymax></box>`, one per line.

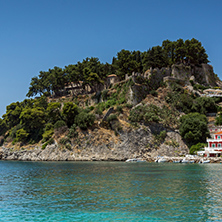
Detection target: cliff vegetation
<box><xmin>0</xmin><ymin>38</ymin><xmax>222</xmax><ymax>160</ymax></box>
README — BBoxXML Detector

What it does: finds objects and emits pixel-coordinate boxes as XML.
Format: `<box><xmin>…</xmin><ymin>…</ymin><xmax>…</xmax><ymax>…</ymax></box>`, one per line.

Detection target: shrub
<box><xmin>59</xmin><ymin>137</ymin><xmax>71</xmax><ymax>145</ymax></box>
<box><xmin>42</xmin><ymin>129</ymin><xmax>54</xmax><ymax>143</ymax></box>
<box><xmin>107</xmin><ymin>114</ymin><xmax>118</xmax><ymax>122</ymax></box>
<box><xmin>68</xmin><ymin>124</ymin><xmax>78</xmax><ymax>138</ymax></box>
<box><xmin>0</xmin><ymin>136</ymin><xmax>4</xmax><ymax>146</ymax></box>
<box><xmin>116</xmin><ymin>105</ymin><xmax>123</xmax><ymax>113</ymax></box>
<box><xmin>154</xmin><ymin>130</ymin><xmax>167</xmax><ymax>144</ymax></box>
<box><xmin>9</xmin><ymin>124</ymin><xmax>23</xmax><ymax>139</ymax></box>
<box><xmin>16</xmin><ymin>128</ymin><xmax>29</xmax><ymax>142</ymax></box>
<box><xmin>94</xmin><ymin>108</ymin><xmax>103</xmax><ymax>115</ymax></box>
<box><xmin>42</xmin><ymin>143</ymin><xmax>47</xmax><ymax>149</ymax></box>
<box><xmin>125</xmin><ymin>103</ymin><xmax>133</xmax><ymax>108</ymax></box>
<box><xmin>105</xmin><ymin>99</ymin><xmax>116</xmax><ymax>109</ymax></box>
<box><xmin>75</xmin><ymin>112</ymin><xmax>95</xmax><ymax>130</ymax></box>
<box><xmin>190</xmin><ymin>143</ymin><xmax>206</xmax><ymax>155</ymax></box>
<box><xmin>102</xmin><ymin>89</ymin><xmax>109</xmax><ymax>100</ymax></box>
<box><xmin>150</xmin><ymin>90</ymin><xmax>158</xmax><ymax>97</ymax></box>
<box><xmin>54</xmin><ymin>120</ymin><xmax>67</xmax><ymax>129</ymax></box>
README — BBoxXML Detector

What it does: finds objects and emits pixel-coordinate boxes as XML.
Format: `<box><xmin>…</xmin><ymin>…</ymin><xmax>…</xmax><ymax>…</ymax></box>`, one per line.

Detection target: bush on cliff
<box><xmin>62</xmin><ymin>102</ymin><xmax>79</xmax><ymax>128</ymax></box>
<box><xmin>75</xmin><ymin>112</ymin><xmax>95</xmax><ymax>130</ymax></box>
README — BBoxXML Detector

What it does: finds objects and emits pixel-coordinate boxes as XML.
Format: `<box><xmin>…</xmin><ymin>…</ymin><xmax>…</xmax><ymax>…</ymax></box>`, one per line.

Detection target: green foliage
<box><xmin>67</xmin><ymin>124</ymin><xmax>78</xmax><ymax>138</ymax></box>
<box><xmin>150</xmin><ymin>90</ymin><xmax>158</xmax><ymax>97</ymax></box>
<box><xmin>179</xmin><ymin>113</ymin><xmax>209</xmax><ymax>146</ymax></box>
<box><xmin>101</xmin><ymin>89</ymin><xmax>109</xmax><ymax>101</ymax></box>
<box><xmin>107</xmin><ymin>114</ymin><xmax>118</xmax><ymax>122</ymax></box>
<box><xmin>116</xmin><ymin>105</ymin><xmax>123</xmax><ymax>113</ymax></box>
<box><xmin>59</xmin><ymin>137</ymin><xmax>71</xmax><ymax>145</ymax></box>
<box><xmin>42</xmin><ymin>127</ymin><xmax>54</xmax><ymax>143</ymax></box>
<box><xmin>193</xmin><ymin>84</ymin><xmax>209</xmax><ymax>91</ymax></box>
<box><xmin>129</xmin><ymin>104</ymin><xmax>179</xmax><ymax>128</ymax></box>
<box><xmin>54</xmin><ymin>120</ymin><xmax>67</xmax><ymax>129</ymax></box>
<box><xmin>9</xmin><ymin>124</ymin><xmax>23</xmax><ymax>139</ymax></box>
<box><xmin>75</xmin><ymin>112</ymin><xmax>95</xmax><ymax>130</ymax></box>
<box><xmin>20</xmin><ymin>107</ymin><xmax>46</xmax><ymax>132</ymax></box>
<box><xmin>105</xmin><ymin>99</ymin><xmax>117</xmax><ymax>109</ymax></box>
<box><xmin>0</xmin><ymin>118</ymin><xmax>7</xmax><ymax>136</ymax></box>
<box><xmin>192</xmin><ymin>97</ymin><xmax>218</xmax><ymax>114</ymax></box>
<box><xmin>165</xmin><ymin>139</ymin><xmax>179</xmax><ymax>148</ymax></box>
<box><xmin>166</xmin><ymin>84</ymin><xmax>218</xmax><ymax>115</ymax></box>
<box><xmin>62</xmin><ymin>102</ymin><xmax>79</xmax><ymax>127</ymax></box>
<box><xmin>47</xmin><ymin>102</ymin><xmax>62</xmax><ymax>124</ymax></box>
<box><xmin>154</xmin><ymin>130</ymin><xmax>167</xmax><ymax>144</ymax></box>
<box><xmin>215</xmin><ymin>114</ymin><xmax>222</xmax><ymax>126</ymax></box>
<box><xmin>2</xmin><ymin>102</ymin><xmax>22</xmax><ymax>128</ymax></box>
<box><xmin>190</xmin><ymin>143</ymin><xmax>207</xmax><ymax>155</ymax></box>
<box><xmin>16</xmin><ymin>128</ymin><xmax>29</xmax><ymax>142</ymax></box>
<box><xmin>125</xmin><ymin>103</ymin><xmax>133</xmax><ymax>108</ymax></box>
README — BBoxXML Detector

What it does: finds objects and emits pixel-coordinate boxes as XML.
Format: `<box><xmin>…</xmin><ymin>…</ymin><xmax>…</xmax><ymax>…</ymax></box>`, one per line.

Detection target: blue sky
<box><xmin>1</xmin><ymin>0</ymin><xmax>222</xmax><ymax>117</ymax></box>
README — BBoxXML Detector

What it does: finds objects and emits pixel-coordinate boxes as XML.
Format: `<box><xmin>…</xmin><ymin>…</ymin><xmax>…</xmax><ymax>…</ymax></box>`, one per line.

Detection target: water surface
<box><xmin>0</xmin><ymin>161</ymin><xmax>221</xmax><ymax>221</ymax></box>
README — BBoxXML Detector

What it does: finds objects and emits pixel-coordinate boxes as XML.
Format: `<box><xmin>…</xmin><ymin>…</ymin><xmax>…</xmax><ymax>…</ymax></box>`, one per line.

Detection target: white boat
<box><xmin>202</xmin><ymin>160</ymin><xmax>210</xmax><ymax>164</ymax></box>
<box><xmin>198</xmin><ymin>159</ymin><xmax>210</xmax><ymax>164</ymax></box>
<box><xmin>125</xmin><ymin>158</ymin><xmax>146</xmax><ymax>163</ymax></box>
<box><xmin>173</xmin><ymin>160</ymin><xmax>181</xmax><ymax>163</ymax></box>
<box><xmin>181</xmin><ymin>158</ymin><xmax>189</xmax><ymax>163</ymax></box>
<box><xmin>157</xmin><ymin>158</ymin><xmax>167</xmax><ymax>163</ymax></box>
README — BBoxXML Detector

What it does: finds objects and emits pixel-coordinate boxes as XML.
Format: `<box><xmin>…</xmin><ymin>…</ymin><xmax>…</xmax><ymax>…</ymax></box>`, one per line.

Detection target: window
<box><xmin>212</xmin><ymin>144</ymin><xmax>215</xmax><ymax>148</ymax></box>
<box><xmin>219</xmin><ymin>136</ymin><xmax>221</xmax><ymax>139</ymax></box>
<box><xmin>219</xmin><ymin>144</ymin><xmax>221</xmax><ymax>148</ymax></box>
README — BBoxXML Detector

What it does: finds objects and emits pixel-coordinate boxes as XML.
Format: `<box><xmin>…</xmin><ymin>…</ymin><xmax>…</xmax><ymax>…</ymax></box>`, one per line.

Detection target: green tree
<box><xmin>62</xmin><ymin>102</ymin><xmax>79</xmax><ymax>127</ymax></box>
<box><xmin>47</xmin><ymin>102</ymin><xmax>62</xmax><ymax>124</ymax></box>
<box><xmin>192</xmin><ymin>97</ymin><xmax>218</xmax><ymax>114</ymax></box>
<box><xmin>0</xmin><ymin>118</ymin><xmax>7</xmax><ymax>136</ymax></box>
<box><xmin>162</xmin><ymin>39</ymin><xmax>176</xmax><ymax>65</ymax></box>
<box><xmin>179</xmin><ymin>113</ymin><xmax>209</xmax><ymax>146</ymax></box>
<box><xmin>16</xmin><ymin>128</ymin><xmax>29</xmax><ymax>142</ymax></box>
<box><xmin>113</xmin><ymin>49</ymin><xmax>141</xmax><ymax>79</ymax></box>
<box><xmin>75</xmin><ymin>112</ymin><xmax>95</xmax><ymax>130</ymax></box>
<box><xmin>19</xmin><ymin>107</ymin><xmax>46</xmax><ymax>133</ymax></box>
<box><xmin>2</xmin><ymin>102</ymin><xmax>22</xmax><ymax>128</ymax></box>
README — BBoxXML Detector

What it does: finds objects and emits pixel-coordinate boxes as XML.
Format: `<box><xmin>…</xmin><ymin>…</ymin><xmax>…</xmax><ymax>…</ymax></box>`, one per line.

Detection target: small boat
<box><xmin>157</xmin><ymin>158</ymin><xmax>167</xmax><ymax>163</ymax></box>
<box><xmin>125</xmin><ymin>158</ymin><xmax>146</xmax><ymax>163</ymax></box>
<box><xmin>202</xmin><ymin>160</ymin><xmax>210</xmax><ymax>164</ymax></box>
<box><xmin>181</xmin><ymin>158</ymin><xmax>189</xmax><ymax>163</ymax></box>
<box><xmin>198</xmin><ymin>159</ymin><xmax>210</xmax><ymax>164</ymax></box>
<box><xmin>173</xmin><ymin>160</ymin><xmax>181</xmax><ymax>163</ymax></box>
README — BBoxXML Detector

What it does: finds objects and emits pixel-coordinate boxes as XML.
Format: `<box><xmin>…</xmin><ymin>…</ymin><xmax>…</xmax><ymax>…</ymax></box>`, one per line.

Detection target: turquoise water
<box><xmin>0</xmin><ymin>161</ymin><xmax>222</xmax><ymax>222</ymax></box>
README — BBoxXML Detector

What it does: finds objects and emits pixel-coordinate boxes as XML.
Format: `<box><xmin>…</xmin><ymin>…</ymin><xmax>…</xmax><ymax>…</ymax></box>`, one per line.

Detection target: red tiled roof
<box><xmin>214</xmin><ymin>131</ymin><xmax>222</xmax><ymax>135</ymax></box>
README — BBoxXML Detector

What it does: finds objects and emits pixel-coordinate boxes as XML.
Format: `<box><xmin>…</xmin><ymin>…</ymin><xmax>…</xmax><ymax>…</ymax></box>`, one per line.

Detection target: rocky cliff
<box><xmin>0</xmin><ymin>125</ymin><xmax>188</xmax><ymax>161</ymax></box>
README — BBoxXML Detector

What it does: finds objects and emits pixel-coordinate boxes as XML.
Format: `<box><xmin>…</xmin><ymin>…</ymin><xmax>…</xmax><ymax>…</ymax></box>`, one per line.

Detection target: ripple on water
<box><xmin>0</xmin><ymin>161</ymin><xmax>222</xmax><ymax>221</ymax></box>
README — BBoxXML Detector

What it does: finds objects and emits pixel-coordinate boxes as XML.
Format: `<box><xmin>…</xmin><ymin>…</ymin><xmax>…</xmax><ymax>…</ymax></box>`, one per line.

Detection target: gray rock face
<box><xmin>0</xmin><ymin>126</ymin><xmax>189</xmax><ymax>161</ymax></box>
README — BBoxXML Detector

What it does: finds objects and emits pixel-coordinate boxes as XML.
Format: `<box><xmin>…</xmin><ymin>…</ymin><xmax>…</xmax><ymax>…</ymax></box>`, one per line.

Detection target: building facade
<box><xmin>197</xmin><ymin>131</ymin><xmax>222</xmax><ymax>157</ymax></box>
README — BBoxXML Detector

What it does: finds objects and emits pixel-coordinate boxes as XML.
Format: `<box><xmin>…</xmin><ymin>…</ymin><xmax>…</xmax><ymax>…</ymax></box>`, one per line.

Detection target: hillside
<box><xmin>1</xmin><ymin>37</ymin><xmax>222</xmax><ymax>161</ymax></box>
<box><xmin>1</xmin><ymin>61</ymin><xmax>222</xmax><ymax>161</ymax></box>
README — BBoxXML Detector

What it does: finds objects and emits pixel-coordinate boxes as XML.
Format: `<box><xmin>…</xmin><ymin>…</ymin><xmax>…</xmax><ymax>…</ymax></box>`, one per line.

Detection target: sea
<box><xmin>0</xmin><ymin>161</ymin><xmax>222</xmax><ymax>222</ymax></box>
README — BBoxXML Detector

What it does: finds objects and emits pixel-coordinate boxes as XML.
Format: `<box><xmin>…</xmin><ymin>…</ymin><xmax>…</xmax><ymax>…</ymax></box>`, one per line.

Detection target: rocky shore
<box><xmin>0</xmin><ymin>145</ymin><xmax>221</xmax><ymax>163</ymax></box>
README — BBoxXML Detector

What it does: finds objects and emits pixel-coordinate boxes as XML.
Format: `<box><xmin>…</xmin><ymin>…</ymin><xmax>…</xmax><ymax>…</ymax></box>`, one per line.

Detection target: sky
<box><xmin>1</xmin><ymin>0</ymin><xmax>222</xmax><ymax>117</ymax></box>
